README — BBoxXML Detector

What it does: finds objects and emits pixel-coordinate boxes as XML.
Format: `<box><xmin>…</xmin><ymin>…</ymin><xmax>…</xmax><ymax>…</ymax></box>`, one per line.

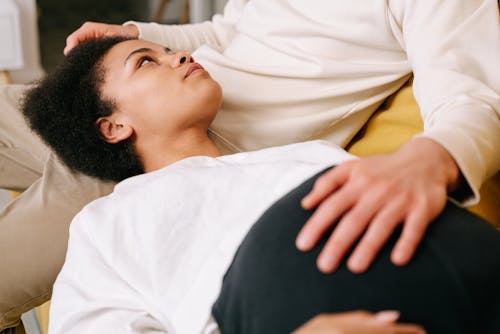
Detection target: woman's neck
<box><xmin>138</xmin><ymin>130</ymin><xmax>222</xmax><ymax>173</ymax></box>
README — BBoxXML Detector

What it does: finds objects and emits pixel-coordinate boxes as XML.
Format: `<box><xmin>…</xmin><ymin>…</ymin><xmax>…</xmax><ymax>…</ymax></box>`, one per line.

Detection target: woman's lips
<box><xmin>185</xmin><ymin>63</ymin><xmax>205</xmax><ymax>78</ymax></box>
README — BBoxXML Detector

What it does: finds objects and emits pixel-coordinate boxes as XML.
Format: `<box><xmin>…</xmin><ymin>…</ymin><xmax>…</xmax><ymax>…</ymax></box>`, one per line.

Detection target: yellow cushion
<box><xmin>35</xmin><ymin>301</ymin><xmax>50</xmax><ymax>334</ymax></box>
<box><xmin>347</xmin><ymin>82</ymin><xmax>422</xmax><ymax>155</ymax></box>
<box><xmin>468</xmin><ymin>173</ymin><xmax>500</xmax><ymax>227</ymax></box>
<box><xmin>347</xmin><ymin>81</ymin><xmax>500</xmax><ymax>227</ymax></box>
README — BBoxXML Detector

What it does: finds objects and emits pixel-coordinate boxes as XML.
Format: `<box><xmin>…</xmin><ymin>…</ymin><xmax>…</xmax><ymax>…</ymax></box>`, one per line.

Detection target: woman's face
<box><xmin>99</xmin><ymin>39</ymin><xmax>222</xmax><ymax>144</ymax></box>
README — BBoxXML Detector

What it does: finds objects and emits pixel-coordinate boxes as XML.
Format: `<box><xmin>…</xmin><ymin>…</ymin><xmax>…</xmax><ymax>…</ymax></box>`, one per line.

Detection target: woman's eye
<box><xmin>139</xmin><ymin>57</ymin><xmax>154</xmax><ymax>67</ymax></box>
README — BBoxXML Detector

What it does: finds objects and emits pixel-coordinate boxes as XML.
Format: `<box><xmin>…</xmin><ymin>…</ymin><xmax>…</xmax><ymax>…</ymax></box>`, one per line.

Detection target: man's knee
<box><xmin>0</xmin><ymin>84</ymin><xmax>49</xmax><ymax>189</ymax></box>
<box><xmin>0</xmin><ymin>153</ymin><xmax>115</xmax><ymax>330</ymax></box>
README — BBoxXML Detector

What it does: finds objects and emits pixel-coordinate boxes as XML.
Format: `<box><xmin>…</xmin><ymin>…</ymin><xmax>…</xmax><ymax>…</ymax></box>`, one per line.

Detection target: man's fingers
<box><xmin>64</xmin><ymin>22</ymin><xmax>139</xmax><ymax>56</ymax></box>
<box><xmin>314</xmin><ymin>190</ymin><xmax>388</xmax><ymax>273</ymax></box>
<box><xmin>391</xmin><ymin>209</ymin><xmax>429</xmax><ymax>266</ymax></box>
<box><xmin>346</xmin><ymin>200</ymin><xmax>405</xmax><ymax>273</ymax></box>
<box><xmin>296</xmin><ymin>186</ymin><xmax>355</xmax><ymax>252</ymax></box>
<box><xmin>314</xmin><ymin>196</ymin><xmax>384</xmax><ymax>273</ymax></box>
<box><xmin>64</xmin><ymin>22</ymin><xmax>97</xmax><ymax>55</ymax></box>
<box><xmin>301</xmin><ymin>165</ymin><xmax>350</xmax><ymax>209</ymax></box>
<box><xmin>64</xmin><ymin>32</ymin><xmax>88</xmax><ymax>55</ymax></box>
<box><xmin>315</xmin><ymin>216</ymin><xmax>367</xmax><ymax>273</ymax></box>
<box><xmin>314</xmin><ymin>184</ymin><xmax>397</xmax><ymax>273</ymax></box>
<box><xmin>64</xmin><ymin>33</ymin><xmax>81</xmax><ymax>55</ymax></box>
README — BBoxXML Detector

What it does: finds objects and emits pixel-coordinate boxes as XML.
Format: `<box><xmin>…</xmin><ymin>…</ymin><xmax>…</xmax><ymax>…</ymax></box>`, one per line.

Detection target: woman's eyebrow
<box><xmin>124</xmin><ymin>47</ymin><xmax>153</xmax><ymax>66</ymax></box>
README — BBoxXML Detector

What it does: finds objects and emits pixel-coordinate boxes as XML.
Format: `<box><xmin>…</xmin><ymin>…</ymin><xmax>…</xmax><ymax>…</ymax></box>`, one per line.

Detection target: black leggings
<box><xmin>212</xmin><ymin>168</ymin><xmax>500</xmax><ymax>334</ymax></box>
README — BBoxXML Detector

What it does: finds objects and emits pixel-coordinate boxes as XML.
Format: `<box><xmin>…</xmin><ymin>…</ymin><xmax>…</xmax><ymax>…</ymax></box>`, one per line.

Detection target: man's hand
<box><xmin>292</xmin><ymin>310</ymin><xmax>426</xmax><ymax>334</ymax></box>
<box><xmin>296</xmin><ymin>138</ymin><xmax>461</xmax><ymax>274</ymax></box>
<box><xmin>64</xmin><ymin>22</ymin><xmax>139</xmax><ymax>55</ymax></box>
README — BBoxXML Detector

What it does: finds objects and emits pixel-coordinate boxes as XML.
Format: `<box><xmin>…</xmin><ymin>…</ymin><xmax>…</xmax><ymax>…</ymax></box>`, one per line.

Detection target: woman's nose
<box><xmin>173</xmin><ymin>51</ymin><xmax>194</xmax><ymax>67</ymax></box>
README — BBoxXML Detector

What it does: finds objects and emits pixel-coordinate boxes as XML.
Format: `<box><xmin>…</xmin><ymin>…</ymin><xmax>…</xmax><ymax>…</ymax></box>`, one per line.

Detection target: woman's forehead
<box><xmin>103</xmin><ymin>40</ymin><xmax>164</xmax><ymax>68</ymax></box>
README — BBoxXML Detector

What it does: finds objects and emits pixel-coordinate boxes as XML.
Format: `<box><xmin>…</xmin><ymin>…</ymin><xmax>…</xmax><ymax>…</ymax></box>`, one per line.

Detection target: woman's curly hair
<box><xmin>22</xmin><ymin>37</ymin><xmax>144</xmax><ymax>182</ymax></box>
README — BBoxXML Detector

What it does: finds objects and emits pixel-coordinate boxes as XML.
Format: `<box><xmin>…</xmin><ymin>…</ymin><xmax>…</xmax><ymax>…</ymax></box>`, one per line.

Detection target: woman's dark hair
<box><xmin>22</xmin><ymin>37</ymin><xmax>144</xmax><ymax>182</ymax></box>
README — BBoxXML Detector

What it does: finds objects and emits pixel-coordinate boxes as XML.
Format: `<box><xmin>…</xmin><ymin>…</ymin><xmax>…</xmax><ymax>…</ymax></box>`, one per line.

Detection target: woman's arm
<box><xmin>49</xmin><ymin>214</ymin><xmax>170</xmax><ymax>334</ymax></box>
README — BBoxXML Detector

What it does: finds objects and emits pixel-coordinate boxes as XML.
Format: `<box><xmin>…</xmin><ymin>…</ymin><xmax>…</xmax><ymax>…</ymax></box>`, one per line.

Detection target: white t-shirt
<box><xmin>129</xmin><ymin>0</ymin><xmax>500</xmax><ymax>204</ymax></box>
<box><xmin>49</xmin><ymin>141</ymin><xmax>354</xmax><ymax>334</ymax></box>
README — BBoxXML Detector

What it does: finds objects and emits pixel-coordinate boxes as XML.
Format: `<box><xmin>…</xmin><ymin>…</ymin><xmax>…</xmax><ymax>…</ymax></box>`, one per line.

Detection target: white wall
<box><xmin>9</xmin><ymin>0</ymin><xmax>44</xmax><ymax>84</ymax></box>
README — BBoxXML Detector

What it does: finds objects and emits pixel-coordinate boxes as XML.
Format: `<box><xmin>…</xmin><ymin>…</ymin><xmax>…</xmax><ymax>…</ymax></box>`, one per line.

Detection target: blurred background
<box><xmin>38</xmin><ymin>0</ymin><xmax>149</xmax><ymax>72</ymax></box>
<box><xmin>38</xmin><ymin>0</ymin><xmax>228</xmax><ymax>72</ymax></box>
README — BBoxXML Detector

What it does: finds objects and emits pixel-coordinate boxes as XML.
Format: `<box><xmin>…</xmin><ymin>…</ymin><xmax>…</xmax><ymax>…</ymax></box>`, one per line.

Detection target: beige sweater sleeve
<box><xmin>123</xmin><ymin>0</ymin><xmax>248</xmax><ymax>52</ymax></box>
<box><xmin>390</xmin><ymin>0</ymin><xmax>500</xmax><ymax>205</ymax></box>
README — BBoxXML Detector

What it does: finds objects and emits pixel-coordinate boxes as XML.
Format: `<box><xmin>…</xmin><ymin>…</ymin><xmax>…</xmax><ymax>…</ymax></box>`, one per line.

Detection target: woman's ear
<box><xmin>96</xmin><ymin>117</ymin><xmax>134</xmax><ymax>144</ymax></box>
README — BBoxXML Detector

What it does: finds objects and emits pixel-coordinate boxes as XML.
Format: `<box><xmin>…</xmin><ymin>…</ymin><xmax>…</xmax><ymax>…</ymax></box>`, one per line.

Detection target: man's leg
<box><xmin>0</xmin><ymin>84</ymin><xmax>115</xmax><ymax>330</ymax></box>
<box><xmin>213</xmin><ymin>168</ymin><xmax>500</xmax><ymax>334</ymax></box>
<box><xmin>0</xmin><ymin>84</ymin><xmax>47</xmax><ymax>191</ymax></box>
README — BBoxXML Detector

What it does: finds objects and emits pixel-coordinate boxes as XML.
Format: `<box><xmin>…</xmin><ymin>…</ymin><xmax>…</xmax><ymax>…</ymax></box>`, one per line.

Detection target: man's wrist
<box><xmin>402</xmin><ymin>137</ymin><xmax>461</xmax><ymax>192</ymax></box>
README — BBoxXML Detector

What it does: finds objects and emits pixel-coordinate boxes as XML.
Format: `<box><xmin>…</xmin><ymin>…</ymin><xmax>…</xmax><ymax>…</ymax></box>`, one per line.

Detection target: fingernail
<box><xmin>347</xmin><ymin>255</ymin><xmax>365</xmax><ymax>273</ymax></box>
<box><xmin>296</xmin><ymin>234</ymin><xmax>310</xmax><ymax>250</ymax></box>
<box><xmin>374</xmin><ymin>310</ymin><xmax>400</xmax><ymax>323</ymax></box>
<box><xmin>392</xmin><ymin>249</ymin><xmax>406</xmax><ymax>265</ymax></box>
<box><xmin>317</xmin><ymin>255</ymin><xmax>336</xmax><ymax>273</ymax></box>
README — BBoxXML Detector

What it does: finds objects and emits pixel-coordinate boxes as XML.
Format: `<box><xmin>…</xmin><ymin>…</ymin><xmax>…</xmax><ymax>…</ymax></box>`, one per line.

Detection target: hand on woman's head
<box><xmin>64</xmin><ymin>22</ymin><xmax>139</xmax><ymax>56</ymax></box>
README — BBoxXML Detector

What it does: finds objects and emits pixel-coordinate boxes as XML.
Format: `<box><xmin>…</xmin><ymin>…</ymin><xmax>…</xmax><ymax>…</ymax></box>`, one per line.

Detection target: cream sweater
<box><xmin>49</xmin><ymin>141</ymin><xmax>354</xmax><ymax>334</ymax></box>
<box><xmin>128</xmin><ymin>0</ymin><xmax>500</xmax><ymax>204</ymax></box>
